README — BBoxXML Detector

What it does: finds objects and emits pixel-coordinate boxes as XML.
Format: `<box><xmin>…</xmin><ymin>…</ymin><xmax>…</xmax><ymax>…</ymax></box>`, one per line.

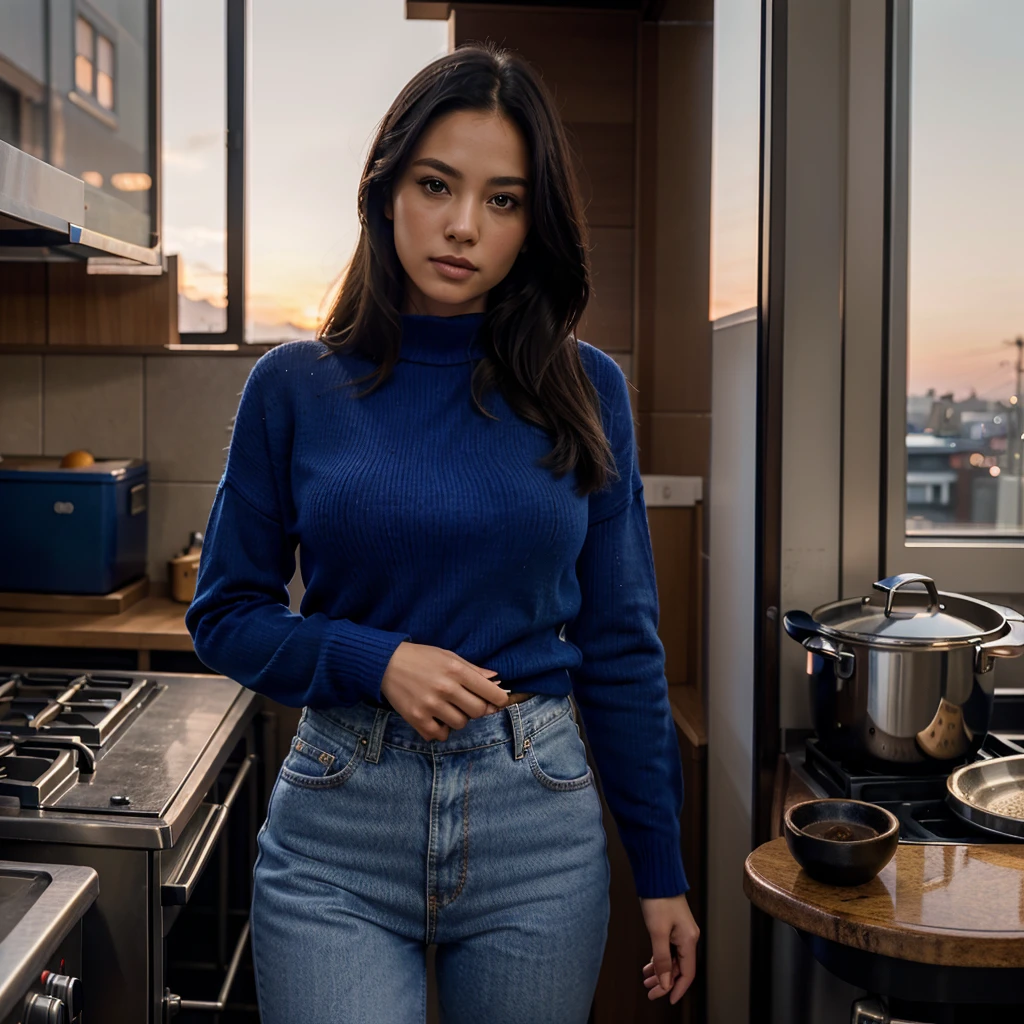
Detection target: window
<box><xmin>162</xmin><ymin>0</ymin><xmax>228</xmax><ymax>334</ymax></box>
<box><xmin>75</xmin><ymin>14</ymin><xmax>115</xmax><ymax>111</ymax></box>
<box><xmin>96</xmin><ymin>34</ymin><xmax>114</xmax><ymax>110</ymax></box>
<box><xmin>877</xmin><ymin>0</ymin><xmax>1024</xmax><ymax>593</ymax></box>
<box><xmin>162</xmin><ymin>2</ymin><xmax>448</xmax><ymax>344</ymax></box>
<box><xmin>75</xmin><ymin>17</ymin><xmax>93</xmax><ymax>95</ymax></box>
<box><xmin>709</xmin><ymin>0</ymin><xmax>761</xmax><ymax>322</ymax></box>
<box><xmin>902</xmin><ymin>0</ymin><xmax>1024</xmax><ymax>540</ymax></box>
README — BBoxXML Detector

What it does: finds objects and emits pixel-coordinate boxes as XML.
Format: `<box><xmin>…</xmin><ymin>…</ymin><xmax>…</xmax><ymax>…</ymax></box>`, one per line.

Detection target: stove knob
<box><xmin>42</xmin><ymin>973</ymin><xmax>81</xmax><ymax>1019</ymax></box>
<box><xmin>21</xmin><ymin>992</ymin><xmax>66</xmax><ymax>1024</ymax></box>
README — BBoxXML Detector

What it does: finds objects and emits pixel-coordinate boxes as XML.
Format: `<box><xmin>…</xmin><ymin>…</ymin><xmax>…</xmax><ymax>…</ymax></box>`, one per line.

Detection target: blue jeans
<box><xmin>251</xmin><ymin>693</ymin><xmax>611</xmax><ymax>1024</ymax></box>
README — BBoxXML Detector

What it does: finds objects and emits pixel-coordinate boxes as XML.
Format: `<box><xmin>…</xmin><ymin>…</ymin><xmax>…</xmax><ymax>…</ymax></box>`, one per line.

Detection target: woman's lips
<box><xmin>430</xmin><ymin>258</ymin><xmax>477</xmax><ymax>281</ymax></box>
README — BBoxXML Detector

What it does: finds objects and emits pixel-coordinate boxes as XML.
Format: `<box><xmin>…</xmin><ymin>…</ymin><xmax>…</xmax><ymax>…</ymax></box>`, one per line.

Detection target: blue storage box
<box><xmin>0</xmin><ymin>456</ymin><xmax>148</xmax><ymax>595</ymax></box>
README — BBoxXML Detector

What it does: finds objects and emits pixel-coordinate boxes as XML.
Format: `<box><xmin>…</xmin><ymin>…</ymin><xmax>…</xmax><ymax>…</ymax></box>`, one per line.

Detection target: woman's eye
<box><xmin>418</xmin><ymin>179</ymin><xmax>519</xmax><ymax>210</ymax></box>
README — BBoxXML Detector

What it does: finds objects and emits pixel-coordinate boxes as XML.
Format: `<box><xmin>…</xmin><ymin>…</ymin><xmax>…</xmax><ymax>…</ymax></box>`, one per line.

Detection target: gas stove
<box><xmin>0</xmin><ymin>667</ymin><xmax>256</xmax><ymax>840</ymax></box>
<box><xmin>0</xmin><ymin>665</ymin><xmax>263</xmax><ymax>1023</ymax></box>
<box><xmin>789</xmin><ymin>688</ymin><xmax>1024</xmax><ymax>844</ymax></box>
<box><xmin>0</xmin><ymin>670</ymin><xmax>161</xmax><ymax>809</ymax></box>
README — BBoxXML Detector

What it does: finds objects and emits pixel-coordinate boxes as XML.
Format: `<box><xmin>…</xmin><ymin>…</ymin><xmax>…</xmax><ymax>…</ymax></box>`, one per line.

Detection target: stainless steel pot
<box><xmin>783</xmin><ymin>573</ymin><xmax>1024</xmax><ymax>767</ymax></box>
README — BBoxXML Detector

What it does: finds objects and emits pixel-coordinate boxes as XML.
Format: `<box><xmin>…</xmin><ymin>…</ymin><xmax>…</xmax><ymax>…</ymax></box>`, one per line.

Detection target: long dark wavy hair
<box><xmin>316</xmin><ymin>42</ymin><xmax>618</xmax><ymax>499</ymax></box>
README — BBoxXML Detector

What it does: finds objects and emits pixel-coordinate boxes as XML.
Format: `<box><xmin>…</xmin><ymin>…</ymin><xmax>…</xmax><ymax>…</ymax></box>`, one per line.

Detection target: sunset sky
<box><xmin>164</xmin><ymin>1</ymin><xmax>1021</xmax><ymax>400</ymax></box>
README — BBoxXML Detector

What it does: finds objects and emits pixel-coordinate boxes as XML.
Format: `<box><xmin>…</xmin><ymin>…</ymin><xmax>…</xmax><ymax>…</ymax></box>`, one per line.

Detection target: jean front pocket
<box><xmin>279</xmin><ymin>717</ymin><xmax>367</xmax><ymax>789</ymax></box>
<box><xmin>525</xmin><ymin>709</ymin><xmax>594</xmax><ymax>792</ymax></box>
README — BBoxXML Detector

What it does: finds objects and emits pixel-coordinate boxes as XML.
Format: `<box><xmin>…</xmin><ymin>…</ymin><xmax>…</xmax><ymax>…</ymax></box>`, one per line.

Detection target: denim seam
<box><xmin>437</xmin><ymin>754</ymin><xmax>472</xmax><ymax>910</ymax></box>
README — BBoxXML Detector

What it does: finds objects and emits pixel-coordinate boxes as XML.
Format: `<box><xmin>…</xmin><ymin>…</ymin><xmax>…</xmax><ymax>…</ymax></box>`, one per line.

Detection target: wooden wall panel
<box><xmin>451</xmin><ymin>7</ymin><xmax>636</xmax><ymax>122</ymax></box>
<box><xmin>652</xmin><ymin>22</ymin><xmax>713</xmax><ymax>415</ymax></box>
<box><xmin>648</xmin><ymin>411</ymin><xmax>712</xmax><ymax>478</ymax></box>
<box><xmin>0</xmin><ymin>264</ymin><xmax>47</xmax><ymax>346</ymax></box>
<box><xmin>649</xmin><ymin>504</ymin><xmax>697</xmax><ymax>686</ymax></box>
<box><xmin>636</xmin><ymin>20</ymin><xmax>659</xmax><ymax>464</ymax></box>
<box><xmin>578</xmin><ymin>226</ymin><xmax>634</xmax><ymax>354</ymax></box>
<box><xmin>564</xmin><ymin>120</ymin><xmax>635</xmax><ymax>228</ymax></box>
<box><xmin>47</xmin><ymin>255</ymin><xmax>178</xmax><ymax>348</ymax></box>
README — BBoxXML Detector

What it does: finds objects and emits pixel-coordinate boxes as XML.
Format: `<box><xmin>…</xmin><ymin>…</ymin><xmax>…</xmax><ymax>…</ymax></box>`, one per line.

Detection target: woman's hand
<box><xmin>638</xmin><ymin>893</ymin><xmax>700</xmax><ymax>1005</ymax></box>
<box><xmin>380</xmin><ymin>642</ymin><xmax>509</xmax><ymax>741</ymax></box>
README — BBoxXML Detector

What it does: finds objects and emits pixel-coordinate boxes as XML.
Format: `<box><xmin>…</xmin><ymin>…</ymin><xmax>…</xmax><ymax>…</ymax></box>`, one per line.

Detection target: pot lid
<box><xmin>819</xmin><ymin>603</ymin><xmax>986</xmax><ymax>641</ymax></box>
<box><xmin>813</xmin><ymin>573</ymin><xmax>1004</xmax><ymax>643</ymax></box>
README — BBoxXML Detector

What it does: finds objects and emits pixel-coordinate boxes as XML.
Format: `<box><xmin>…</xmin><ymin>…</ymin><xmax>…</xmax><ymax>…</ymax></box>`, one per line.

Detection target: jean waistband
<box><xmin>304</xmin><ymin>691</ymin><xmax>575</xmax><ymax>757</ymax></box>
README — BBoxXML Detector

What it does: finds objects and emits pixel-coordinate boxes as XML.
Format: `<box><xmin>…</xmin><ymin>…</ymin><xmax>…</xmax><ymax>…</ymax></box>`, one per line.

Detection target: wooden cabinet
<box><xmin>0</xmin><ymin>255</ymin><xmax>179</xmax><ymax>350</ymax></box>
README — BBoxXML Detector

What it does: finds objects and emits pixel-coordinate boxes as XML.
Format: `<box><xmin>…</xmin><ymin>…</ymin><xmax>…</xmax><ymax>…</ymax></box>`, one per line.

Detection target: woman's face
<box><xmin>385</xmin><ymin>108</ymin><xmax>531</xmax><ymax>316</ymax></box>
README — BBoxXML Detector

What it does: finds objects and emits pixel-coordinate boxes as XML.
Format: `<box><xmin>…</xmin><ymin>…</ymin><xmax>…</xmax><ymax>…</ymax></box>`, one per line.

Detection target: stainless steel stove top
<box><xmin>0</xmin><ymin>667</ymin><xmax>259</xmax><ymax>848</ymax></box>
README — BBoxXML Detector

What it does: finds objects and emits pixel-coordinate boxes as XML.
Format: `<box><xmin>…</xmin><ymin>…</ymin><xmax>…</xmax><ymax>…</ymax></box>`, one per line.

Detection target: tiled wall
<box><xmin>0</xmin><ymin>351</ymin><xmax>304</xmax><ymax>608</ymax></box>
<box><xmin>0</xmin><ymin>347</ymin><xmax>641</xmax><ymax>613</ymax></box>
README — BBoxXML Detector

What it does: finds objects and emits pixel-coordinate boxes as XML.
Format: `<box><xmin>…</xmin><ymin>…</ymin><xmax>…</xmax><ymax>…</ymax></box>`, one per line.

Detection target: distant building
<box><xmin>906</xmin><ymin>390</ymin><xmax>1020</xmax><ymax>530</ymax></box>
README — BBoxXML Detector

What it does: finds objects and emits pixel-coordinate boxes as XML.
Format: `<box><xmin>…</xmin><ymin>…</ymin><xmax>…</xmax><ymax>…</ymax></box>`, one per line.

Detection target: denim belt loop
<box><xmin>365</xmin><ymin>707</ymin><xmax>389</xmax><ymax>764</ymax></box>
<box><xmin>298</xmin><ymin>706</ymin><xmax>309</xmax><ymax>728</ymax></box>
<box><xmin>506</xmin><ymin>701</ymin><xmax>526</xmax><ymax>760</ymax></box>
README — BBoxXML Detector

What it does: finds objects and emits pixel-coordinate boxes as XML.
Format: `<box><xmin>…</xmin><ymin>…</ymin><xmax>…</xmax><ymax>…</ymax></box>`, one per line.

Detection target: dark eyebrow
<box><xmin>411</xmin><ymin>157</ymin><xmax>529</xmax><ymax>189</ymax></box>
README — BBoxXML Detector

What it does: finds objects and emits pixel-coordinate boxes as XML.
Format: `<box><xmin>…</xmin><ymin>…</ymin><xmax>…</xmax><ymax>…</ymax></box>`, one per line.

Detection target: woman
<box><xmin>186</xmin><ymin>41</ymin><xmax>699</xmax><ymax>1024</ymax></box>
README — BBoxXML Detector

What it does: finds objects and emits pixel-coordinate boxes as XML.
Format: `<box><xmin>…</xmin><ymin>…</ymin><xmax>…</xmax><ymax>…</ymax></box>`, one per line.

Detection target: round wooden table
<box><xmin>745</xmin><ymin>837</ymin><xmax>1024</xmax><ymax>968</ymax></box>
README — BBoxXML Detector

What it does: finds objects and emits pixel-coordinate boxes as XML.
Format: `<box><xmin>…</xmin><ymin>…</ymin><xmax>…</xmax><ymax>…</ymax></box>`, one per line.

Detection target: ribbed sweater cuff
<box><xmin>323</xmin><ymin>620</ymin><xmax>412</xmax><ymax>704</ymax></box>
<box><xmin>626</xmin><ymin>836</ymin><xmax>690</xmax><ymax>900</ymax></box>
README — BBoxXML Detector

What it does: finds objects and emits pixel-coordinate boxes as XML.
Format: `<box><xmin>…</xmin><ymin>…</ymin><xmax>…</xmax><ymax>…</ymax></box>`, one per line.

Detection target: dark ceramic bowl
<box><xmin>784</xmin><ymin>799</ymin><xmax>899</xmax><ymax>886</ymax></box>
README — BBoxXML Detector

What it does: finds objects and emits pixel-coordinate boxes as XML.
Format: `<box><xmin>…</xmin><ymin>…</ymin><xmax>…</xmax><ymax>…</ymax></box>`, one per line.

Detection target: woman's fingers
<box><xmin>641</xmin><ymin>957</ymin><xmax>684</xmax><ymax>1001</ymax></box>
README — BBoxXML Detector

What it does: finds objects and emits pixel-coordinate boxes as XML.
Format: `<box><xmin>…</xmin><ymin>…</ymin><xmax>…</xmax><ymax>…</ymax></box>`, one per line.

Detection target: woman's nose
<box><xmin>445</xmin><ymin>200</ymin><xmax>480</xmax><ymax>244</ymax></box>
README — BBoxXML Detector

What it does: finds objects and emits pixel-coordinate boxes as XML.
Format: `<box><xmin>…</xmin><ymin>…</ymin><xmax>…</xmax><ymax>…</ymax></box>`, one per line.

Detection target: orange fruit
<box><xmin>60</xmin><ymin>449</ymin><xmax>96</xmax><ymax>468</ymax></box>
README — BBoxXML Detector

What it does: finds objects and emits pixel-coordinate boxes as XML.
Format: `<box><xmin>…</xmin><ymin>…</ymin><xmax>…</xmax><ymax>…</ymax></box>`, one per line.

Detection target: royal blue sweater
<box><xmin>185</xmin><ymin>312</ymin><xmax>688</xmax><ymax>899</ymax></box>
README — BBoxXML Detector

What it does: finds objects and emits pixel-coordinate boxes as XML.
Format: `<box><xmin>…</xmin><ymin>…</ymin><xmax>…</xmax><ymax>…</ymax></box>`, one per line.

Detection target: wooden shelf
<box><xmin>0</xmin><ymin>594</ymin><xmax>193</xmax><ymax>652</ymax></box>
<box><xmin>0</xmin><ymin>576</ymin><xmax>149</xmax><ymax>615</ymax></box>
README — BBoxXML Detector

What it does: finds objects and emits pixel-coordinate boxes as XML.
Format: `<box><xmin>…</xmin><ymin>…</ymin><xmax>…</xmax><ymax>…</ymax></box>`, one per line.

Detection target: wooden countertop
<box><xmin>745</xmin><ymin>836</ymin><xmax>1024</xmax><ymax>968</ymax></box>
<box><xmin>0</xmin><ymin>595</ymin><xmax>193</xmax><ymax>651</ymax></box>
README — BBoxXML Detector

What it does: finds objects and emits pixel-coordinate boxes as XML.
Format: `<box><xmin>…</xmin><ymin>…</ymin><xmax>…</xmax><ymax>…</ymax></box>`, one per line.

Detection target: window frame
<box><xmin>881</xmin><ymin>0</ymin><xmax>1024</xmax><ymax>594</ymax></box>
<box><xmin>72</xmin><ymin>5</ymin><xmax>118</xmax><ymax>121</ymax></box>
<box><xmin>174</xmin><ymin>0</ymin><xmax>247</xmax><ymax>347</ymax></box>
<box><xmin>835</xmin><ymin>0</ymin><xmax>1024</xmax><ymax>602</ymax></box>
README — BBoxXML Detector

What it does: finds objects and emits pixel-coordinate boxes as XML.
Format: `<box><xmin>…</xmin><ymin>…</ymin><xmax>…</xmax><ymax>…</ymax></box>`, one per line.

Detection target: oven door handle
<box><xmin>164</xmin><ymin>919</ymin><xmax>250</xmax><ymax>1020</ymax></box>
<box><xmin>161</xmin><ymin>754</ymin><xmax>254</xmax><ymax>906</ymax></box>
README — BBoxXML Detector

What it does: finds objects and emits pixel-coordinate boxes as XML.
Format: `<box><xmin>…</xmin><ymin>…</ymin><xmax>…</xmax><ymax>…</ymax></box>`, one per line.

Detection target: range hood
<box><xmin>0</xmin><ymin>141</ymin><xmax>161</xmax><ymax>267</ymax></box>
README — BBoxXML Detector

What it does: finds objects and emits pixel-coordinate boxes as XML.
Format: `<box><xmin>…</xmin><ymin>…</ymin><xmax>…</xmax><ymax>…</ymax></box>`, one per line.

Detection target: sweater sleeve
<box><xmin>566</xmin><ymin>355</ymin><xmax>689</xmax><ymax>899</ymax></box>
<box><xmin>185</xmin><ymin>352</ymin><xmax>412</xmax><ymax>708</ymax></box>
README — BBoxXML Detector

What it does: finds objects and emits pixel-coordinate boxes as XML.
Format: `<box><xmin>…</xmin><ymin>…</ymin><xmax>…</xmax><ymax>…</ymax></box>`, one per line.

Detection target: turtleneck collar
<box><xmin>398</xmin><ymin>311</ymin><xmax>486</xmax><ymax>365</ymax></box>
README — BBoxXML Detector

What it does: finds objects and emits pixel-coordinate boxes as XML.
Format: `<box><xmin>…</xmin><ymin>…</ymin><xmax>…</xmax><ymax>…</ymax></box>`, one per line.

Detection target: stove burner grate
<box><xmin>0</xmin><ymin>671</ymin><xmax>155</xmax><ymax>747</ymax></box>
<box><xmin>801</xmin><ymin>735</ymin><xmax>1024</xmax><ymax>844</ymax></box>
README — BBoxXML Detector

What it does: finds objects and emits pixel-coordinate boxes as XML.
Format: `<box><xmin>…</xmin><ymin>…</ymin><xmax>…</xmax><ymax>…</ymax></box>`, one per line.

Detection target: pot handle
<box><xmin>782</xmin><ymin>609</ymin><xmax>821</xmax><ymax>643</ymax></box>
<box><xmin>804</xmin><ymin>635</ymin><xmax>856</xmax><ymax>678</ymax></box>
<box><xmin>976</xmin><ymin>618</ymin><xmax>1024</xmax><ymax>673</ymax></box>
<box><xmin>783</xmin><ymin>611</ymin><xmax>856</xmax><ymax>677</ymax></box>
<box><xmin>873</xmin><ymin>573</ymin><xmax>940</xmax><ymax>617</ymax></box>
